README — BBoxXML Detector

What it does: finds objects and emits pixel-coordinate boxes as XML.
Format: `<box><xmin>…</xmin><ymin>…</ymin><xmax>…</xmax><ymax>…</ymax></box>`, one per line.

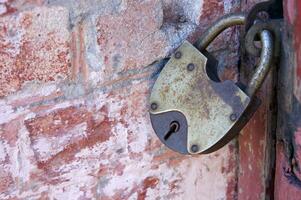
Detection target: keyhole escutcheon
<box><xmin>164</xmin><ymin>121</ymin><xmax>180</xmax><ymax>140</ymax></box>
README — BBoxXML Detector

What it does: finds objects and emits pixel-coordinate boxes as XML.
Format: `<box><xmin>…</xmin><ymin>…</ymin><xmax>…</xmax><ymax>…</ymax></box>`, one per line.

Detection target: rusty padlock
<box><xmin>149</xmin><ymin>13</ymin><xmax>274</xmax><ymax>154</ymax></box>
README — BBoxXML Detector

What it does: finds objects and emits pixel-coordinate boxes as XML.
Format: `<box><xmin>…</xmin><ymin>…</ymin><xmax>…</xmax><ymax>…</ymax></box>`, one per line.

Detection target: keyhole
<box><xmin>164</xmin><ymin>121</ymin><xmax>180</xmax><ymax>140</ymax></box>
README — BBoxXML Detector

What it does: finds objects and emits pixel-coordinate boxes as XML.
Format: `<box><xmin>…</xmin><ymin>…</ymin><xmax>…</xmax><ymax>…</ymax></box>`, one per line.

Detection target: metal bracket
<box><xmin>245</xmin><ymin>0</ymin><xmax>283</xmax><ymax>31</ymax></box>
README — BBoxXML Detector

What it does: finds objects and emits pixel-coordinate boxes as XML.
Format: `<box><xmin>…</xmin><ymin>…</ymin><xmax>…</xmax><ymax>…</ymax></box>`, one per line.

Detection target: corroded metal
<box><xmin>150</xmin><ymin>111</ymin><xmax>189</xmax><ymax>154</ymax></box>
<box><xmin>195</xmin><ymin>13</ymin><xmax>246</xmax><ymax>51</ymax></box>
<box><xmin>245</xmin><ymin>0</ymin><xmax>283</xmax><ymax>31</ymax></box>
<box><xmin>149</xmin><ymin>41</ymin><xmax>250</xmax><ymax>154</ymax></box>
<box><xmin>150</xmin><ymin>13</ymin><xmax>274</xmax><ymax>155</ymax></box>
<box><xmin>245</xmin><ymin>19</ymin><xmax>282</xmax><ymax>57</ymax></box>
<box><xmin>246</xmin><ymin>30</ymin><xmax>274</xmax><ymax>97</ymax></box>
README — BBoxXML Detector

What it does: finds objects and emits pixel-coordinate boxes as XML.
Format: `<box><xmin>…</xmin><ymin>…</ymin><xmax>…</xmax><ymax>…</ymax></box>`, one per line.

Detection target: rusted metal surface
<box><xmin>150</xmin><ymin>41</ymin><xmax>250</xmax><ymax>154</ymax></box>
<box><xmin>246</xmin><ymin>30</ymin><xmax>274</xmax><ymax>97</ymax></box>
<box><xmin>245</xmin><ymin>20</ymin><xmax>283</xmax><ymax>58</ymax></box>
<box><xmin>150</xmin><ymin>12</ymin><xmax>274</xmax><ymax>155</ymax></box>
<box><xmin>245</xmin><ymin>0</ymin><xmax>283</xmax><ymax>31</ymax></box>
<box><xmin>150</xmin><ymin>111</ymin><xmax>188</xmax><ymax>154</ymax></box>
<box><xmin>195</xmin><ymin>13</ymin><xmax>246</xmax><ymax>51</ymax></box>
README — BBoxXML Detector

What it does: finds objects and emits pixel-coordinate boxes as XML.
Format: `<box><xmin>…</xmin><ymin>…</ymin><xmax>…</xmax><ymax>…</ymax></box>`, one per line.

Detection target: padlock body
<box><xmin>149</xmin><ymin>41</ymin><xmax>251</xmax><ymax>154</ymax></box>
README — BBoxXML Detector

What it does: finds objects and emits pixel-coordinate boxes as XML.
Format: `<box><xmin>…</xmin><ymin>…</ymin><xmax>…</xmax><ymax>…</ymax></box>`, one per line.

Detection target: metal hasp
<box><xmin>149</xmin><ymin>13</ymin><xmax>274</xmax><ymax>155</ymax></box>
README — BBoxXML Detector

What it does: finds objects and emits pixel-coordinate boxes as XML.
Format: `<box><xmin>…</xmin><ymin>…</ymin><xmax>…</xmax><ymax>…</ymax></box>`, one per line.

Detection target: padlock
<box><xmin>149</xmin><ymin>14</ymin><xmax>274</xmax><ymax>154</ymax></box>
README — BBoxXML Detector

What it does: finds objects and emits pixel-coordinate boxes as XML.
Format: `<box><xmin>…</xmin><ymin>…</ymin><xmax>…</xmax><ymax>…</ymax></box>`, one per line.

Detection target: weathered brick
<box><xmin>95</xmin><ymin>0</ymin><xmax>166</xmax><ymax>81</ymax></box>
<box><xmin>0</xmin><ymin>6</ymin><xmax>70</xmax><ymax>97</ymax></box>
<box><xmin>0</xmin><ymin>0</ymin><xmax>254</xmax><ymax>199</ymax></box>
<box><xmin>0</xmin><ymin>0</ymin><xmax>44</xmax><ymax>16</ymax></box>
<box><xmin>0</xmin><ymin>78</ymin><xmax>237</xmax><ymax>199</ymax></box>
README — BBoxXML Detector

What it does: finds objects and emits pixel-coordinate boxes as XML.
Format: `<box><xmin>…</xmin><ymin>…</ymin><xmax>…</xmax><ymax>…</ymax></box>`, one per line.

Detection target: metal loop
<box><xmin>194</xmin><ymin>13</ymin><xmax>246</xmax><ymax>51</ymax></box>
<box><xmin>245</xmin><ymin>20</ymin><xmax>281</xmax><ymax>57</ymax></box>
<box><xmin>246</xmin><ymin>30</ymin><xmax>274</xmax><ymax>97</ymax></box>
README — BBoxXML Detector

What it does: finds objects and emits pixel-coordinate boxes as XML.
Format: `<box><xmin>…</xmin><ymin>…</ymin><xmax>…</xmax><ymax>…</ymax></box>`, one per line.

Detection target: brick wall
<box><xmin>0</xmin><ymin>0</ymin><xmax>265</xmax><ymax>199</ymax></box>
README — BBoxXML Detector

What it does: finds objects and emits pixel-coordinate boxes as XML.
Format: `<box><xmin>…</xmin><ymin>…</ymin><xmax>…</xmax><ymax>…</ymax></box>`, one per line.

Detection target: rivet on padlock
<box><xmin>149</xmin><ymin>13</ymin><xmax>274</xmax><ymax>155</ymax></box>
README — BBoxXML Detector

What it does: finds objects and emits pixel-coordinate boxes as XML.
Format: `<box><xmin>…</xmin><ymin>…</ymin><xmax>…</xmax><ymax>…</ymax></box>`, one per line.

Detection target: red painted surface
<box><xmin>274</xmin><ymin>142</ymin><xmax>301</xmax><ymax>200</ymax></box>
<box><xmin>274</xmin><ymin>0</ymin><xmax>301</xmax><ymax>199</ymax></box>
<box><xmin>238</xmin><ymin>82</ymin><xmax>272</xmax><ymax>199</ymax></box>
<box><xmin>284</xmin><ymin>0</ymin><xmax>301</xmax><ymax>101</ymax></box>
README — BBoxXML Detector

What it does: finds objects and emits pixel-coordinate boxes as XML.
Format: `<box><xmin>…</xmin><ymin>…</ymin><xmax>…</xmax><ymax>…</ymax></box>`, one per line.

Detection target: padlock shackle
<box><xmin>246</xmin><ymin>30</ymin><xmax>273</xmax><ymax>97</ymax></box>
<box><xmin>194</xmin><ymin>13</ymin><xmax>246</xmax><ymax>51</ymax></box>
<box><xmin>194</xmin><ymin>13</ymin><xmax>274</xmax><ymax>97</ymax></box>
